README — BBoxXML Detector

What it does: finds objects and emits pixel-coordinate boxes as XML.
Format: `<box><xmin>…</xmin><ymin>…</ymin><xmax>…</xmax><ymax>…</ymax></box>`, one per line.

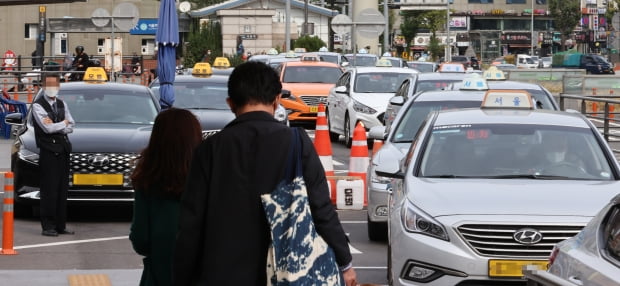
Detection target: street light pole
<box><xmin>446</xmin><ymin>0</ymin><xmax>451</xmax><ymax>61</ymax></box>
<box><xmin>531</xmin><ymin>0</ymin><xmax>535</xmax><ymax>56</ymax></box>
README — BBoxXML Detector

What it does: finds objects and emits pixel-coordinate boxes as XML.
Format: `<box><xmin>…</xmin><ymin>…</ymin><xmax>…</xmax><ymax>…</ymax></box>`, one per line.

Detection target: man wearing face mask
<box><xmin>32</xmin><ymin>74</ymin><xmax>75</xmax><ymax>237</ymax></box>
<box><xmin>539</xmin><ymin>132</ymin><xmax>586</xmax><ymax>175</ymax></box>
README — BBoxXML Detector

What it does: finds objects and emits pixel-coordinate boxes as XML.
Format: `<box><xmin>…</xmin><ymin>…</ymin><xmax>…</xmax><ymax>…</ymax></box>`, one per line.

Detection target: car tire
<box><xmin>344</xmin><ymin>114</ymin><xmax>352</xmax><ymax>148</ymax></box>
<box><xmin>326</xmin><ymin>108</ymin><xmax>339</xmax><ymax>142</ymax></box>
<box><xmin>368</xmin><ymin>215</ymin><xmax>388</xmax><ymax>241</ymax></box>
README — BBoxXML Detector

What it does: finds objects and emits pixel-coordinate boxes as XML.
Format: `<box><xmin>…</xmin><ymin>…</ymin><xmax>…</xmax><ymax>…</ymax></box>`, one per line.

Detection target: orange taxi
<box><xmin>275</xmin><ymin>55</ymin><xmax>343</xmax><ymax>125</ymax></box>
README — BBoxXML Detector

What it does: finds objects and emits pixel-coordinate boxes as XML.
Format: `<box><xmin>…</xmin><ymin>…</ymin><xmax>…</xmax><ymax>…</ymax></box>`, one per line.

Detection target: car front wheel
<box><xmin>326</xmin><ymin>108</ymin><xmax>339</xmax><ymax>142</ymax></box>
<box><xmin>344</xmin><ymin>114</ymin><xmax>352</xmax><ymax>148</ymax></box>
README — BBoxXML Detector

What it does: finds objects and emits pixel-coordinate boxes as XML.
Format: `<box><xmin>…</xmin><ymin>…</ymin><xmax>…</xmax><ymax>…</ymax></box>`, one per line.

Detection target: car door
<box><xmin>328</xmin><ymin>71</ymin><xmax>351</xmax><ymax>133</ymax></box>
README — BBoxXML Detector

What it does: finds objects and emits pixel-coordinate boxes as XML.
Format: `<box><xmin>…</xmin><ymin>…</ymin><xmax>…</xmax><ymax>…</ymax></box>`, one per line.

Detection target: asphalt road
<box><xmin>0</xmin><ymin>134</ymin><xmax>391</xmax><ymax>285</ymax></box>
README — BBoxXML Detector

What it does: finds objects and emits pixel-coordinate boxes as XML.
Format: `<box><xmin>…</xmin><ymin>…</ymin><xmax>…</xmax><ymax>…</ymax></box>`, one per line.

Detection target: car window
<box><xmin>355</xmin><ymin>72</ymin><xmax>412</xmax><ymax>93</ymax></box>
<box><xmin>414</xmin><ymin>79</ymin><xmax>461</xmax><ymax>93</ymax></box>
<box><xmin>282</xmin><ymin>66</ymin><xmax>342</xmax><ymax>84</ymax></box>
<box><xmin>172</xmin><ymin>82</ymin><xmax>229</xmax><ymax>110</ymax></box>
<box><xmin>60</xmin><ymin>89</ymin><xmax>158</xmax><ymax>124</ymax></box>
<box><xmin>408</xmin><ymin>63</ymin><xmax>434</xmax><ymax>73</ymax></box>
<box><xmin>419</xmin><ymin>125</ymin><xmax>614</xmax><ymax>180</ymax></box>
<box><xmin>392</xmin><ymin>101</ymin><xmax>481</xmax><ymax>143</ymax></box>
<box><xmin>319</xmin><ymin>54</ymin><xmax>339</xmax><ymax>64</ymax></box>
<box><xmin>604</xmin><ymin>206</ymin><xmax>620</xmax><ymax>262</ymax></box>
<box><xmin>346</xmin><ymin>56</ymin><xmax>377</xmax><ymax>67</ymax></box>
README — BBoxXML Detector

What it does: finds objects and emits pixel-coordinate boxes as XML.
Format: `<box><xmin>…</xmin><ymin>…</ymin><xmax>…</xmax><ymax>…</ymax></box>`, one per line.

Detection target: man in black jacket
<box><xmin>32</xmin><ymin>75</ymin><xmax>75</xmax><ymax>237</ymax></box>
<box><xmin>173</xmin><ymin>62</ymin><xmax>357</xmax><ymax>285</ymax></box>
<box><xmin>71</xmin><ymin>45</ymin><xmax>89</xmax><ymax>81</ymax></box>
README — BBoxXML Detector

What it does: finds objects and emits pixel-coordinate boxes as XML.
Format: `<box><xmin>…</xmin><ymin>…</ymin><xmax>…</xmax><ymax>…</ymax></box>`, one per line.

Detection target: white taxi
<box><xmin>375</xmin><ymin>91</ymin><xmax>620</xmax><ymax>285</ymax></box>
<box><xmin>367</xmin><ymin>75</ymin><xmax>560</xmax><ymax>241</ymax></box>
<box><xmin>326</xmin><ymin>62</ymin><xmax>418</xmax><ymax>147</ymax></box>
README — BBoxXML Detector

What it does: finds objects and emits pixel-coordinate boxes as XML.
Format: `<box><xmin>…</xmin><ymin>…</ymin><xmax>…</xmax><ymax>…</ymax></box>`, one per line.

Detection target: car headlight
<box><xmin>353</xmin><ymin>99</ymin><xmax>377</xmax><ymax>114</ymax></box>
<box><xmin>274</xmin><ymin>105</ymin><xmax>289</xmax><ymax>122</ymax></box>
<box><xmin>18</xmin><ymin>145</ymin><xmax>39</xmax><ymax>164</ymax></box>
<box><xmin>401</xmin><ymin>199</ymin><xmax>449</xmax><ymax>241</ymax></box>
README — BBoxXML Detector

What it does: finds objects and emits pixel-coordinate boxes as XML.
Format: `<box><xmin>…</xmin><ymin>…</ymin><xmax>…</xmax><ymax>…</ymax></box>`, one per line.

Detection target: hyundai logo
<box><xmin>513</xmin><ymin>228</ymin><xmax>543</xmax><ymax>245</ymax></box>
<box><xmin>88</xmin><ymin>155</ymin><xmax>110</xmax><ymax>167</ymax></box>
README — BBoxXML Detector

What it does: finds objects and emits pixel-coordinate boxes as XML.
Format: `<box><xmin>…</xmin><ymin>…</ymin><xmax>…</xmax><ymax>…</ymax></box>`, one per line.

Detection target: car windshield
<box><xmin>414</xmin><ymin>79</ymin><xmax>462</xmax><ymax>93</ymax></box>
<box><xmin>419</xmin><ymin>124</ymin><xmax>613</xmax><ymax>180</ymax></box>
<box><xmin>408</xmin><ymin>63</ymin><xmax>434</xmax><ymax>73</ymax></box>
<box><xmin>346</xmin><ymin>56</ymin><xmax>377</xmax><ymax>67</ymax></box>
<box><xmin>392</xmin><ymin>100</ymin><xmax>482</xmax><ymax>143</ymax></box>
<box><xmin>355</xmin><ymin>73</ymin><xmax>411</xmax><ymax>93</ymax></box>
<box><xmin>319</xmin><ymin>54</ymin><xmax>339</xmax><ymax>64</ymax></box>
<box><xmin>152</xmin><ymin>82</ymin><xmax>229</xmax><ymax>110</ymax></box>
<box><xmin>282</xmin><ymin>66</ymin><xmax>343</xmax><ymax>84</ymax></box>
<box><xmin>60</xmin><ymin>89</ymin><xmax>158</xmax><ymax>124</ymax></box>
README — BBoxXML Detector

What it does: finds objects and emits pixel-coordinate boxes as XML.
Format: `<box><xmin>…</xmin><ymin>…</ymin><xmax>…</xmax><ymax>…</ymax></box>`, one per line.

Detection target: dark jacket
<box><xmin>173</xmin><ymin>111</ymin><xmax>352</xmax><ymax>285</ymax></box>
<box><xmin>130</xmin><ymin>190</ymin><xmax>180</xmax><ymax>286</ymax></box>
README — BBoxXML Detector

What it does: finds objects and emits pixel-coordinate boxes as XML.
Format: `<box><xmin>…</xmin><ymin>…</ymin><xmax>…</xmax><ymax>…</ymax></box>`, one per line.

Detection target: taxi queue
<box><xmin>3</xmin><ymin>54</ymin><xmax>619</xmax><ymax>286</ymax></box>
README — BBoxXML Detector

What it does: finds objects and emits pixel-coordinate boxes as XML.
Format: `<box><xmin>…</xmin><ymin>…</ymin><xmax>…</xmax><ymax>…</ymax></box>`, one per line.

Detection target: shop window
<box><xmin>504</xmin><ymin>20</ymin><xmax>530</xmax><ymax>31</ymax></box>
<box><xmin>24</xmin><ymin>23</ymin><xmax>38</xmax><ymax>40</ymax></box>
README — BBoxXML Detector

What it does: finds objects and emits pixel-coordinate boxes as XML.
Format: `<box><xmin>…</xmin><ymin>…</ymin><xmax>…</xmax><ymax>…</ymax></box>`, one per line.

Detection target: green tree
<box><xmin>548</xmin><ymin>0</ymin><xmax>581</xmax><ymax>51</ymax></box>
<box><xmin>400</xmin><ymin>11</ymin><xmax>423</xmax><ymax>51</ymax></box>
<box><xmin>184</xmin><ymin>20</ymin><xmax>222</xmax><ymax>67</ymax></box>
<box><xmin>293</xmin><ymin>35</ymin><xmax>327</xmax><ymax>52</ymax></box>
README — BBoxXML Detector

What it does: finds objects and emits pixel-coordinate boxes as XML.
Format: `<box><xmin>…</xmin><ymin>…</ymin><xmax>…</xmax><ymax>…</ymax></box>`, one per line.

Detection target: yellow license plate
<box><xmin>309</xmin><ymin>106</ymin><xmax>318</xmax><ymax>112</ymax></box>
<box><xmin>488</xmin><ymin>260</ymin><xmax>548</xmax><ymax>277</ymax></box>
<box><xmin>73</xmin><ymin>174</ymin><xmax>123</xmax><ymax>185</ymax></box>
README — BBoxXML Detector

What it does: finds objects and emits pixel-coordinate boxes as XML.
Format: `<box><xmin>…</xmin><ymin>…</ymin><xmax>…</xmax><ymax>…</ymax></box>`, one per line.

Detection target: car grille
<box><xmin>300</xmin><ymin>96</ymin><xmax>327</xmax><ymax>107</ymax></box>
<box><xmin>69</xmin><ymin>152</ymin><xmax>138</xmax><ymax>188</ymax></box>
<box><xmin>457</xmin><ymin>224</ymin><xmax>584</xmax><ymax>258</ymax></box>
<box><xmin>202</xmin><ymin>130</ymin><xmax>219</xmax><ymax>139</ymax></box>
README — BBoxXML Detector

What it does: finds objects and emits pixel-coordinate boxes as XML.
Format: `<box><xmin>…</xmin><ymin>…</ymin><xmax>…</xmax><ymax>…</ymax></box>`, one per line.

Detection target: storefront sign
<box><xmin>130</xmin><ymin>19</ymin><xmax>158</xmax><ymax>35</ymax></box>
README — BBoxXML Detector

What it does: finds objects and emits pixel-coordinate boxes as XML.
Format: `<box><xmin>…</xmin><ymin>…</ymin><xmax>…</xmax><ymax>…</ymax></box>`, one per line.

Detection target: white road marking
<box><xmin>15</xmin><ymin>236</ymin><xmax>128</xmax><ymax>250</ymax></box>
<box><xmin>349</xmin><ymin>244</ymin><xmax>362</xmax><ymax>254</ymax></box>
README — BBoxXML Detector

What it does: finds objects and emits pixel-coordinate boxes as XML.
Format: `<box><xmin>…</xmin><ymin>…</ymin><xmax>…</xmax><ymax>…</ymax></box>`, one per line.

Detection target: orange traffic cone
<box><xmin>371</xmin><ymin>139</ymin><xmax>383</xmax><ymax>157</ymax></box>
<box><xmin>313</xmin><ymin>103</ymin><xmax>337</xmax><ymax>204</ymax></box>
<box><xmin>348</xmin><ymin>122</ymin><xmax>369</xmax><ymax>206</ymax></box>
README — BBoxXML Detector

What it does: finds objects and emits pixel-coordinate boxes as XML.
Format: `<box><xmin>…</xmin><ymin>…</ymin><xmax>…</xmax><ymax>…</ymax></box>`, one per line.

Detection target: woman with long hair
<box><xmin>129</xmin><ymin>108</ymin><xmax>202</xmax><ymax>286</ymax></box>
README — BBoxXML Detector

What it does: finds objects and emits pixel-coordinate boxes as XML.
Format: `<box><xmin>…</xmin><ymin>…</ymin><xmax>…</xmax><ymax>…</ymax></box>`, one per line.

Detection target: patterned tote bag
<box><xmin>261</xmin><ymin>128</ymin><xmax>343</xmax><ymax>286</ymax></box>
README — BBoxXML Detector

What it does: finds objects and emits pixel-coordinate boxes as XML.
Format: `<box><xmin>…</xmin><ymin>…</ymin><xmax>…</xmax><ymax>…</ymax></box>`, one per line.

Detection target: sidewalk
<box><xmin>0</xmin><ymin>269</ymin><xmax>141</xmax><ymax>286</ymax></box>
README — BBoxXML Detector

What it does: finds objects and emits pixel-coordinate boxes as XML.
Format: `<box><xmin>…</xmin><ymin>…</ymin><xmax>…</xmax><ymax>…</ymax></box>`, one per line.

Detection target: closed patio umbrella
<box><xmin>156</xmin><ymin>0</ymin><xmax>179</xmax><ymax>110</ymax></box>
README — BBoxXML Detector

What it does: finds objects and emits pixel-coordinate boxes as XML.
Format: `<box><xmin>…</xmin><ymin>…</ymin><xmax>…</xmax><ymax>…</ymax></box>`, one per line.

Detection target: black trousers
<box><xmin>39</xmin><ymin>149</ymin><xmax>70</xmax><ymax>231</ymax></box>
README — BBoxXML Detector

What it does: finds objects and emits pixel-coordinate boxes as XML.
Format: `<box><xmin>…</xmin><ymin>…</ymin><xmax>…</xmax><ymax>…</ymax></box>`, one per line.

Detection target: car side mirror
<box><xmin>335</xmin><ymin>85</ymin><xmax>348</xmax><ymax>94</ymax></box>
<box><xmin>389</xmin><ymin>96</ymin><xmax>405</xmax><ymax>106</ymax></box>
<box><xmin>5</xmin><ymin>112</ymin><xmax>24</xmax><ymax>126</ymax></box>
<box><xmin>375</xmin><ymin>159</ymin><xmax>405</xmax><ymax>180</ymax></box>
<box><xmin>368</xmin><ymin>126</ymin><xmax>386</xmax><ymax>140</ymax></box>
<box><xmin>281</xmin><ymin>89</ymin><xmax>291</xmax><ymax>99</ymax></box>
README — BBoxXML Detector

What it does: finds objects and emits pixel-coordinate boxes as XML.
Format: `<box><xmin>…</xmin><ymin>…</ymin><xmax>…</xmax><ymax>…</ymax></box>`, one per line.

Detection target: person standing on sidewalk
<box><xmin>130</xmin><ymin>108</ymin><xmax>202</xmax><ymax>286</ymax></box>
<box><xmin>32</xmin><ymin>74</ymin><xmax>75</xmax><ymax>237</ymax></box>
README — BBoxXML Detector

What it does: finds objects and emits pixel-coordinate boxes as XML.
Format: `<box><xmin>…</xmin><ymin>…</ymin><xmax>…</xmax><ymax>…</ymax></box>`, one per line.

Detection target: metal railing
<box><xmin>559</xmin><ymin>94</ymin><xmax>620</xmax><ymax>148</ymax></box>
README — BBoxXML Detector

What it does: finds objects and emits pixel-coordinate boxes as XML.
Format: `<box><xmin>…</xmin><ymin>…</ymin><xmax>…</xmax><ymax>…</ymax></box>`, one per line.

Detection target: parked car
<box><xmin>376</xmin><ymin>92</ymin><xmax>620</xmax><ymax>285</ymax></box>
<box><xmin>450</xmin><ymin>55</ymin><xmax>470</xmax><ymax>68</ymax></box>
<box><xmin>6</xmin><ymin>67</ymin><xmax>159</xmax><ymax>215</ymax></box>
<box><xmin>325</xmin><ymin>66</ymin><xmax>417</xmax><ymax>147</ymax></box>
<box><xmin>547</xmin><ymin>193</ymin><xmax>620</xmax><ymax>286</ymax></box>
<box><xmin>540</xmin><ymin>56</ymin><xmax>552</xmax><ymax>68</ymax></box>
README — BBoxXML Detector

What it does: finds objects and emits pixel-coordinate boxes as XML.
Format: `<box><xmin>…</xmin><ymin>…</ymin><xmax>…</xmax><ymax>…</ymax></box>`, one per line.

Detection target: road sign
<box><xmin>331</xmin><ymin>14</ymin><xmax>352</xmax><ymax>35</ymax></box>
<box><xmin>356</xmin><ymin>8</ymin><xmax>385</xmax><ymax>39</ymax></box>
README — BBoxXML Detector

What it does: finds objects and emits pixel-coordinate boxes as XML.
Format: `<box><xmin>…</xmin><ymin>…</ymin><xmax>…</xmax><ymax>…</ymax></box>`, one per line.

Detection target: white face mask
<box><xmin>46</xmin><ymin>88</ymin><xmax>59</xmax><ymax>98</ymax></box>
<box><xmin>545</xmin><ymin>151</ymin><xmax>566</xmax><ymax>163</ymax></box>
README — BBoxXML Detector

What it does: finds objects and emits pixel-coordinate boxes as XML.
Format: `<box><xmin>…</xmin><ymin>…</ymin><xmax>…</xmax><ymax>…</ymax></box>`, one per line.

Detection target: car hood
<box><xmin>407</xmin><ymin>179</ymin><xmax>620</xmax><ymax>217</ymax></box>
<box><xmin>189</xmin><ymin>109</ymin><xmax>235</xmax><ymax>131</ymax></box>
<box><xmin>281</xmin><ymin>83</ymin><xmax>335</xmax><ymax>96</ymax></box>
<box><xmin>352</xmin><ymin>92</ymin><xmax>395</xmax><ymax>111</ymax></box>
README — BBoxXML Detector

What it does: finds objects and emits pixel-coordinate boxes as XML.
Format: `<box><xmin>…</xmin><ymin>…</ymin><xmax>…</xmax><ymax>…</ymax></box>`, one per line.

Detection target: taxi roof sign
<box><xmin>285</xmin><ymin>51</ymin><xmax>298</xmax><ymax>58</ymax></box>
<box><xmin>376</xmin><ymin>58</ymin><xmax>393</xmax><ymax>67</ymax></box>
<box><xmin>267</xmin><ymin>48</ymin><xmax>279</xmax><ymax>55</ymax></box>
<box><xmin>438</xmin><ymin>63</ymin><xmax>465</xmax><ymax>73</ymax></box>
<box><xmin>192</xmin><ymin>62</ymin><xmax>213</xmax><ymax>76</ymax></box>
<box><xmin>481</xmin><ymin>90</ymin><xmax>533</xmax><ymax>109</ymax></box>
<box><xmin>83</xmin><ymin>67</ymin><xmax>108</xmax><ymax>82</ymax></box>
<box><xmin>212</xmin><ymin>57</ymin><xmax>230</xmax><ymax>68</ymax></box>
<box><xmin>460</xmin><ymin>74</ymin><xmax>489</xmax><ymax>91</ymax></box>
<box><xmin>301</xmin><ymin>54</ymin><xmax>320</xmax><ymax>61</ymax></box>
<box><xmin>482</xmin><ymin>66</ymin><xmax>506</xmax><ymax>81</ymax></box>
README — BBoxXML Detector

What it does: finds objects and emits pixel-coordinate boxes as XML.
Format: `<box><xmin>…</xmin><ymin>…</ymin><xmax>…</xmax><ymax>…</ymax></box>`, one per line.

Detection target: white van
<box><xmin>516</xmin><ymin>54</ymin><xmax>538</xmax><ymax>69</ymax></box>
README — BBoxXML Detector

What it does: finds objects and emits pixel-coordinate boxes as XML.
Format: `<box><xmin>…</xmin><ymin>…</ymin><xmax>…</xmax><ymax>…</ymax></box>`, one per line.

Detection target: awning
<box><xmin>508</xmin><ymin>44</ymin><xmax>532</xmax><ymax>48</ymax></box>
<box><xmin>411</xmin><ymin>46</ymin><xmax>426</xmax><ymax>50</ymax></box>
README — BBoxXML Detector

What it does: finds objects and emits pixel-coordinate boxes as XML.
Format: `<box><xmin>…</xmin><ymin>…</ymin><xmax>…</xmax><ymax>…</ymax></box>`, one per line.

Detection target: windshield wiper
<box><xmin>481</xmin><ymin>174</ymin><xmax>572</xmax><ymax>180</ymax></box>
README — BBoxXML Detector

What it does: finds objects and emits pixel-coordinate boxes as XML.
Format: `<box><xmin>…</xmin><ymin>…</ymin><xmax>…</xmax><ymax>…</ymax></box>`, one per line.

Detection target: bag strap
<box><xmin>284</xmin><ymin>127</ymin><xmax>303</xmax><ymax>180</ymax></box>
